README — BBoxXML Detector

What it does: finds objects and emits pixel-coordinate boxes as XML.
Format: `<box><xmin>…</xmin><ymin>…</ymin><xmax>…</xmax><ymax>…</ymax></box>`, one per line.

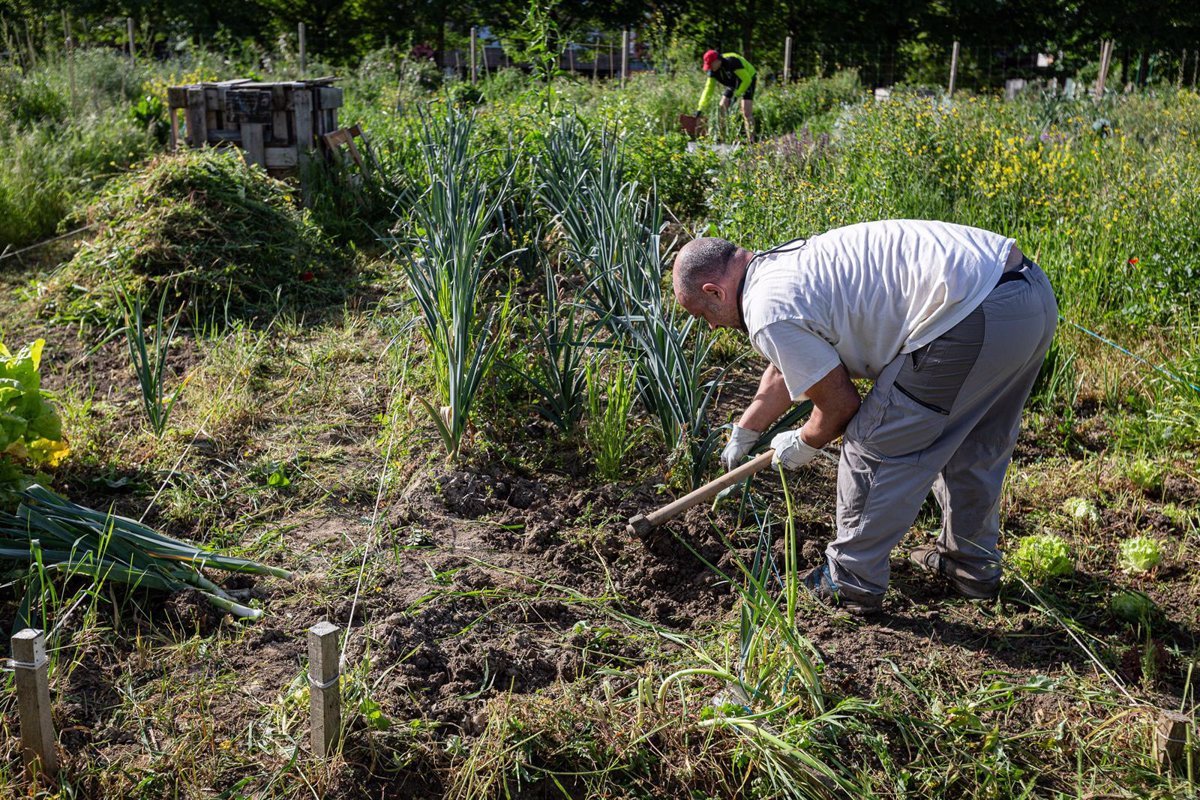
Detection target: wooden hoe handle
<box><xmin>626</xmin><ymin>450</ymin><xmax>776</xmax><ymax>537</ymax></box>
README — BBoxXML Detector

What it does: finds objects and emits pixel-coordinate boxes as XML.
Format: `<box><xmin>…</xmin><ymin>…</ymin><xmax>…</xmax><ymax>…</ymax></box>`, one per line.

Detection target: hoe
<box><xmin>626</xmin><ymin>450</ymin><xmax>775</xmax><ymax>537</ymax></box>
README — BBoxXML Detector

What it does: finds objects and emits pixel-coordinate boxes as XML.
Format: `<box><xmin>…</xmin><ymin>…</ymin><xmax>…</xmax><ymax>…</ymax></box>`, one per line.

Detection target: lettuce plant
<box><xmin>1</xmin><ymin>339</ymin><xmax>69</xmax><ymax>507</ymax></box>
<box><xmin>1062</xmin><ymin>497</ymin><xmax>1099</xmax><ymax>526</ymax></box>
<box><xmin>1118</xmin><ymin>536</ymin><xmax>1163</xmax><ymax>573</ymax></box>
<box><xmin>1110</xmin><ymin>589</ymin><xmax>1156</xmax><ymax>624</ymax></box>
<box><xmin>1011</xmin><ymin>534</ymin><xmax>1073</xmax><ymax>581</ymax></box>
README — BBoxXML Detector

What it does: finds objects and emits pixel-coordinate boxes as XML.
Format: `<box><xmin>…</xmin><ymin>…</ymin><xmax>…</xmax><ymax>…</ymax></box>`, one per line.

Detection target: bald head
<box><xmin>673</xmin><ymin>237</ymin><xmax>742</xmax><ymax>302</ymax></box>
<box><xmin>671</xmin><ymin>237</ymin><xmax>752</xmax><ymax>331</ymax></box>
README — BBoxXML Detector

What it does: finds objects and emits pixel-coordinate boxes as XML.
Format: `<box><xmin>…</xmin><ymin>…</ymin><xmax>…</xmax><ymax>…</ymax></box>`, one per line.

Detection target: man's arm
<box><xmin>796</xmin><ymin>364</ymin><xmax>860</xmax><ymax>448</ymax></box>
<box><xmin>698</xmin><ymin>75</ymin><xmax>716</xmax><ymax>112</ymax></box>
<box><xmin>736</xmin><ymin>364</ymin><xmax>793</xmax><ymax>432</ymax></box>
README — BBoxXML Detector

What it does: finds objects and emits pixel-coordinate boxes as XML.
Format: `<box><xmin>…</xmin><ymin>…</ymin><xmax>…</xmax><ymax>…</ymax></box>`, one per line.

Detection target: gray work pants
<box><xmin>827</xmin><ymin>262</ymin><xmax>1058</xmax><ymax>596</ymax></box>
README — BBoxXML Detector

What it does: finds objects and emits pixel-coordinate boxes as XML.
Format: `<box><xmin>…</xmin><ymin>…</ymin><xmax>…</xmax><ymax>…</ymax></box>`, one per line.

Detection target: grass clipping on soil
<box><xmin>52</xmin><ymin>149</ymin><xmax>341</xmax><ymax>325</ymax></box>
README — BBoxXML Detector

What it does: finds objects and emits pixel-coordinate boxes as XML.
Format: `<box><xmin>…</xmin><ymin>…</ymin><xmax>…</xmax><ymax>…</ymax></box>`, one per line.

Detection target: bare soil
<box><xmin>2</xmin><ymin>269</ymin><xmax>1198</xmax><ymax>798</ymax></box>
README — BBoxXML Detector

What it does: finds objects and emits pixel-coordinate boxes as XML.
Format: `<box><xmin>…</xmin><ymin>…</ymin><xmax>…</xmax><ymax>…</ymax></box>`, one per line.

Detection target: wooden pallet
<box><xmin>167</xmin><ymin>78</ymin><xmax>344</xmax><ymax>175</ymax></box>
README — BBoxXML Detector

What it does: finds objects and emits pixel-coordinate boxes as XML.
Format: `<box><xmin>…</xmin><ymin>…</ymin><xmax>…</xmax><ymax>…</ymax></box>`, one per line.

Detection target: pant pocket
<box><xmin>853</xmin><ymin>383</ymin><xmax>949</xmax><ymax>459</ymax></box>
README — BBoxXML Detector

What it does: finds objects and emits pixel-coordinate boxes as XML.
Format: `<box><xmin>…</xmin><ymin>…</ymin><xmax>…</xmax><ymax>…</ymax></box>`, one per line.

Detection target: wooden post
<box><xmin>308</xmin><ymin>622</ymin><xmax>341</xmax><ymax>758</ymax></box>
<box><xmin>298</xmin><ymin>23</ymin><xmax>306</xmax><ymax>76</ymax></box>
<box><xmin>469</xmin><ymin>27</ymin><xmax>477</xmax><ymax>83</ymax></box>
<box><xmin>62</xmin><ymin>11</ymin><xmax>75</xmax><ymax>109</ymax></box>
<box><xmin>241</xmin><ymin>123</ymin><xmax>266</xmax><ymax>167</ymax></box>
<box><xmin>1095</xmin><ymin>39</ymin><xmax>1113</xmax><ymax>100</ymax></box>
<box><xmin>127</xmin><ymin>17</ymin><xmax>135</xmax><ymax>66</ymax></box>
<box><xmin>948</xmin><ymin>40</ymin><xmax>960</xmax><ymax>96</ymax></box>
<box><xmin>620</xmin><ymin>29</ymin><xmax>628</xmax><ymax>86</ymax></box>
<box><xmin>12</xmin><ymin>629</ymin><xmax>59</xmax><ymax>779</ymax></box>
<box><xmin>568</xmin><ymin>44</ymin><xmax>574</xmax><ymax>74</ymax></box>
<box><xmin>293</xmin><ymin>87</ymin><xmax>313</xmax><ymax>170</ymax></box>
<box><xmin>1193</xmin><ymin>46</ymin><xmax>1199</xmax><ymax>88</ymax></box>
<box><xmin>783</xmin><ymin>35</ymin><xmax>792</xmax><ymax>83</ymax></box>
<box><xmin>185</xmin><ymin>87</ymin><xmax>207</xmax><ymax>146</ymax></box>
<box><xmin>609</xmin><ymin>42</ymin><xmax>614</xmax><ymax>79</ymax></box>
<box><xmin>592</xmin><ymin>41</ymin><xmax>598</xmax><ymax>82</ymax></box>
<box><xmin>1153</xmin><ymin>710</ymin><xmax>1193</xmax><ymax>772</ymax></box>
<box><xmin>1179</xmin><ymin>49</ymin><xmax>1187</xmax><ymax>88</ymax></box>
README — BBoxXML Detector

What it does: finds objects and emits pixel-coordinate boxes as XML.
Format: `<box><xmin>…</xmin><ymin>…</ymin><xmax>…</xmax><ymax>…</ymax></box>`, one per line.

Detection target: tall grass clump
<box><xmin>52</xmin><ymin>148</ymin><xmax>341</xmax><ymax>327</ymax></box>
<box><xmin>585</xmin><ymin>357</ymin><xmax>637</xmax><ymax>479</ymax></box>
<box><xmin>537</xmin><ymin>117</ymin><xmax>727</xmax><ymax>487</ymax></box>
<box><xmin>0</xmin><ymin>52</ymin><xmax>156</xmax><ymax>249</ymax></box>
<box><xmin>388</xmin><ymin>106</ymin><xmax>514</xmax><ymax>460</ymax></box>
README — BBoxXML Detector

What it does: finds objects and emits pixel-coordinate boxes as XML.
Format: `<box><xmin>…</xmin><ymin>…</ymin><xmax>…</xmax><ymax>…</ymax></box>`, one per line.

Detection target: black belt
<box><xmin>996</xmin><ymin>256</ymin><xmax>1034</xmax><ymax>287</ymax></box>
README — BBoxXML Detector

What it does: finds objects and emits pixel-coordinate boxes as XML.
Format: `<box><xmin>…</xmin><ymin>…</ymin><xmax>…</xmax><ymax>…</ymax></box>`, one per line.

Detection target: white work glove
<box><xmin>720</xmin><ymin>425</ymin><xmax>760</xmax><ymax>471</ymax></box>
<box><xmin>770</xmin><ymin>429</ymin><xmax>819</xmax><ymax>471</ymax></box>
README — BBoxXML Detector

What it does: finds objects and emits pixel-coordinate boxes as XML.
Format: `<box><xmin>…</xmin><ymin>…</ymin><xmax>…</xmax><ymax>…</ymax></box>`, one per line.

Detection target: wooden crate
<box><xmin>166</xmin><ymin>77</ymin><xmax>343</xmax><ymax>176</ymax></box>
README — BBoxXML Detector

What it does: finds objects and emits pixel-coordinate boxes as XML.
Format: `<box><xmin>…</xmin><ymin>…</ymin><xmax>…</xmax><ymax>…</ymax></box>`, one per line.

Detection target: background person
<box><xmin>671</xmin><ymin>220</ymin><xmax>1058</xmax><ymax>614</ymax></box>
<box><xmin>697</xmin><ymin>49</ymin><xmax>757</xmax><ymax>142</ymax></box>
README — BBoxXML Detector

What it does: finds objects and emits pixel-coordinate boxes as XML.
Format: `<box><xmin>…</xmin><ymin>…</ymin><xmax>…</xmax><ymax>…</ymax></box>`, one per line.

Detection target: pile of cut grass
<box><xmin>49</xmin><ymin>148</ymin><xmax>345</xmax><ymax>327</ymax></box>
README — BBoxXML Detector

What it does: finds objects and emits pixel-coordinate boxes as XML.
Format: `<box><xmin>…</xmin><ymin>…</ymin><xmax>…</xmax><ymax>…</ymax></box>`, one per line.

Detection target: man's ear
<box><xmin>701</xmin><ymin>282</ymin><xmax>724</xmax><ymax>301</ymax></box>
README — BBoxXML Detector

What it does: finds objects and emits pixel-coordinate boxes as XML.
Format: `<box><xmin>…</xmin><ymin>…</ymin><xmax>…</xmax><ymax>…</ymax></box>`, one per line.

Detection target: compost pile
<box><xmin>52</xmin><ymin>149</ymin><xmax>341</xmax><ymax>324</ymax></box>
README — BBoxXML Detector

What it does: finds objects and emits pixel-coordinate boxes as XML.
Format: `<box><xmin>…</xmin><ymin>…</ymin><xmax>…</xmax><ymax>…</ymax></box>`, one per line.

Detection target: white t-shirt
<box><xmin>741</xmin><ymin>220</ymin><xmax>1014</xmax><ymax>400</ymax></box>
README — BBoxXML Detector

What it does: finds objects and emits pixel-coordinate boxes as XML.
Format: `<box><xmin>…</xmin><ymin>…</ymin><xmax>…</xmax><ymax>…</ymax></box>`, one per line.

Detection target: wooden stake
<box><xmin>948</xmin><ymin>40</ymin><xmax>960</xmax><ymax>96</ymax></box>
<box><xmin>469</xmin><ymin>27</ymin><xmax>477</xmax><ymax>83</ymax></box>
<box><xmin>12</xmin><ymin>629</ymin><xmax>59</xmax><ymax>780</ymax></box>
<box><xmin>592</xmin><ymin>41</ymin><xmax>598</xmax><ymax>82</ymax></box>
<box><xmin>1153</xmin><ymin>710</ymin><xmax>1193</xmax><ymax>772</ymax></box>
<box><xmin>620</xmin><ymin>29</ymin><xmax>628</xmax><ymax>87</ymax></box>
<box><xmin>308</xmin><ymin>621</ymin><xmax>341</xmax><ymax>758</ymax></box>
<box><xmin>127</xmin><ymin>17</ymin><xmax>135</xmax><ymax>66</ymax></box>
<box><xmin>783</xmin><ymin>35</ymin><xmax>792</xmax><ymax>83</ymax></box>
<box><xmin>1095</xmin><ymin>39</ymin><xmax>1113</xmax><ymax>100</ymax></box>
<box><xmin>298</xmin><ymin>23</ymin><xmax>306</xmax><ymax>77</ymax></box>
<box><xmin>609</xmin><ymin>42</ymin><xmax>614</xmax><ymax>79</ymax></box>
<box><xmin>62</xmin><ymin>11</ymin><xmax>75</xmax><ymax>109</ymax></box>
<box><xmin>1179</xmin><ymin>49</ymin><xmax>1187</xmax><ymax>88</ymax></box>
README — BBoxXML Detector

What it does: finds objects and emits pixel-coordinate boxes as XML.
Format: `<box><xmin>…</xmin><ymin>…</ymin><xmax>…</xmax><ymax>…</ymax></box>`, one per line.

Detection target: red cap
<box><xmin>702</xmin><ymin>50</ymin><xmax>720</xmax><ymax>71</ymax></box>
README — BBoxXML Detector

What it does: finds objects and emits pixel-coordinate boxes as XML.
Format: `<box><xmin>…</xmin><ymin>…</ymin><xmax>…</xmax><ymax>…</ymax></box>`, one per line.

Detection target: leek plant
<box><xmin>120</xmin><ymin>291</ymin><xmax>186</xmax><ymax>437</ymax></box>
<box><xmin>520</xmin><ymin>253</ymin><xmax>590</xmax><ymax>433</ymax></box>
<box><xmin>538</xmin><ymin>117</ymin><xmax>727</xmax><ymax>487</ymax></box>
<box><xmin>388</xmin><ymin>107</ymin><xmax>515</xmax><ymax>459</ymax></box>
<box><xmin>0</xmin><ymin>484</ymin><xmax>291</xmax><ymax>624</ymax></box>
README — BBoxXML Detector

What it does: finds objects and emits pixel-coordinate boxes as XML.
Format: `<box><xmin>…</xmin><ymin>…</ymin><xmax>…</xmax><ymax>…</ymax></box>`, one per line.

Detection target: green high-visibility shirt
<box><xmin>698</xmin><ymin>53</ymin><xmax>756</xmax><ymax>111</ymax></box>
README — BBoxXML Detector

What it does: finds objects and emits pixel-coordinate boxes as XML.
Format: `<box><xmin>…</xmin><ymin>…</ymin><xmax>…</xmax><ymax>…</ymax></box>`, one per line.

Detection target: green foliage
<box><xmin>54</xmin><ymin>149</ymin><xmax>342</xmax><ymax>327</ymax></box>
<box><xmin>498</xmin><ymin>0</ymin><xmax>564</xmax><ymax>110</ymax></box>
<box><xmin>1118</xmin><ymin>536</ymin><xmax>1163</xmax><ymax>573</ymax></box>
<box><xmin>130</xmin><ymin>94</ymin><xmax>170</xmax><ymax>144</ymax></box>
<box><xmin>754</xmin><ymin>70</ymin><xmax>864</xmax><ymax>134</ymax></box>
<box><xmin>1011</xmin><ymin>533</ymin><xmax>1074</xmax><ymax>581</ymax></box>
<box><xmin>622</xmin><ymin>131</ymin><xmax>720</xmax><ymax>220</ymax></box>
<box><xmin>536</xmin><ymin>117</ymin><xmax>727</xmax><ymax>487</ymax></box>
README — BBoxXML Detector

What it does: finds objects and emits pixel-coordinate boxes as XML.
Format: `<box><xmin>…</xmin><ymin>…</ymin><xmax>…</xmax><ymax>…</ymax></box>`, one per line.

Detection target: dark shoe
<box><xmin>909</xmin><ymin>545</ymin><xmax>1000</xmax><ymax>600</ymax></box>
<box><xmin>801</xmin><ymin>564</ymin><xmax>883</xmax><ymax>615</ymax></box>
